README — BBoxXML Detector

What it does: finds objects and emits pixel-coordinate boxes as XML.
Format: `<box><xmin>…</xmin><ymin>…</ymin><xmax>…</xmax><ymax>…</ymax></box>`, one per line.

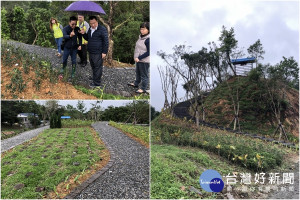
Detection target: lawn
<box><xmin>1</xmin><ymin>127</ymin><xmax>108</xmax><ymax>199</ymax></box>
<box><xmin>109</xmin><ymin>121</ymin><xmax>149</xmax><ymax>147</ymax></box>
<box><xmin>151</xmin><ymin>144</ymin><xmax>252</xmax><ymax>199</ymax></box>
<box><xmin>152</xmin><ymin>113</ymin><xmax>291</xmax><ymax>172</ymax></box>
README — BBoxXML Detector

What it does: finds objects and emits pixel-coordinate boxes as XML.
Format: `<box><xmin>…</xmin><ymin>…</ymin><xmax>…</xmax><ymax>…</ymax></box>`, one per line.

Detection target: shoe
<box><xmin>127</xmin><ymin>83</ymin><xmax>138</xmax><ymax>88</ymax></box>
<box><xmin>89</xmin><ymin>83</ymin><xmax>101</xmax><ymax>88</ymax></box>
<box><xmin>135</xmin><ymin>89</ymin><xmax>146</xmax><ymax>94</ymax></box>
<box><xmin>88</xmin><ymin>76</ymin><xmax>93</xmax><ymax>81</ymax></box>
<box><xmin>57</xmin><ymin>53</ymin><xmax>62</xmax><ymax>57</ymax></box>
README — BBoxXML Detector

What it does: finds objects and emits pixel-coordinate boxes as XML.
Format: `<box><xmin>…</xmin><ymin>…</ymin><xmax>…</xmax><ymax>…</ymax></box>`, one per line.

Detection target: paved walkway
<box><xmin>1</xmin><ymin>126</ymin><xmax>49</xmax><ymax>153</ymax></box>
<box><xmin>75</xmin><ymin>122</ymin><xmax>149</xmax><ymax>199</ymax></box>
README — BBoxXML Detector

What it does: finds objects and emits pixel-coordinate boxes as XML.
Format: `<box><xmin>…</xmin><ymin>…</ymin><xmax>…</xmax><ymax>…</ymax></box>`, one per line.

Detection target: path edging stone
<box><xmin>64</xmin><ymin>124</ymin><xmax>116</xmax><ymax>199</ymax></box>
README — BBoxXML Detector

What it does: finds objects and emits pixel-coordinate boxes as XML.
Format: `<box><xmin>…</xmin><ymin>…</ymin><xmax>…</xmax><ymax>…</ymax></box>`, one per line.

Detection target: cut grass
<box><xmin>151</xmin><ymin>144</ymin><xmax>250</xmax><ymax>199</ymax></box>
<box><xmin>109</xmin><ymin>121</ymin><xmax>149</xmax><ymax>147</ymax></box>
<box><xmin>1</xmin><ymin>127</ymin><xmax>107</xmax><ymax>199</ymax></box>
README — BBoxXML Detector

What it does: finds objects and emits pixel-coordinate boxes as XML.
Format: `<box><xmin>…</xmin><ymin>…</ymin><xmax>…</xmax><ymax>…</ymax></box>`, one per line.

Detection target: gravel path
<box><xmin>75</xmin><ymin>122</ymin><xmax>149</xmax><ymax>199</ymax></box>
<box><xmin>1</xmin><ymin>126</ymin><xmax>50</xmax><ymax>153</ymax></box>
<box><xmin>4</xmin><ymin>40</ymin><xmax>149</xmax><ymax>97</ymax></box>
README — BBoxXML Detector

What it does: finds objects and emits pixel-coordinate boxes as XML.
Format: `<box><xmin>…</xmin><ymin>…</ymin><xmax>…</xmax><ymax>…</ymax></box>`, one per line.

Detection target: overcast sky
<box><xmin>150</xmin><ymin>0</ymin><xmax>299</xmax><ymax>111</ymax></box>
<box><xmin>36</xmin><ymin>100</ymin><xmax>141</xmax><ymax>111</ymax></box>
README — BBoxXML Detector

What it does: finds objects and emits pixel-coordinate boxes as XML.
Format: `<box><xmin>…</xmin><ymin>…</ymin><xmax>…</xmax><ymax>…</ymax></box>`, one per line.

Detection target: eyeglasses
<box><xmin>71</xmin><ymin>23</ymin><xmax>76</xmax><ymax>26</ymax></box>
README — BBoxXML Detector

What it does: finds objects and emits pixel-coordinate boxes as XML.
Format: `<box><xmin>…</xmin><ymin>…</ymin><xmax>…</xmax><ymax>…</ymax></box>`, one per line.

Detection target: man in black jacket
<box><xmin>80</xmin><ymin>16</ymin><xmax>109</xmax><ymax>87</ymax></box>
<box><xmin>62</xmin><ymin>16</ymin><xmax>82</xmax><ymax>81</ymax></box>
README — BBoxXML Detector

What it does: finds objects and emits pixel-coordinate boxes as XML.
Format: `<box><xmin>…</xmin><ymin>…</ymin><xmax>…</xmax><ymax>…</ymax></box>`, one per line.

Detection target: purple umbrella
<box><xmin>65</xmin><ymin>1</ymin><xmax>106</xmax><ymax>15</ymax></box>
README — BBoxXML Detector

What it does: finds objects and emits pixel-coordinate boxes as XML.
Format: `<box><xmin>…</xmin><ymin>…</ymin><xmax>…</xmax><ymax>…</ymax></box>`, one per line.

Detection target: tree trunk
<box><xmin>233</xmin><ymin>117</ymin><xmax>237</xmax><ymax>131</ymax></box>
<box><xmin>196</xmin><ymin>110</ymin><xmax>199</xmax><ymax>127</ymax></box>
<box><xmin>107</xmin><ymin>37</ymin><xmax>114</xmax><ymax>66</ymax></box>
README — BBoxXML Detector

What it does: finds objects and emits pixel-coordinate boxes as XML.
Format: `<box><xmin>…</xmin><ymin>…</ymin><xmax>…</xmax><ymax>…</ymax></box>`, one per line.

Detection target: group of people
<box><xmin>50</xmin><ymin>15</ymin><xmax>150</xmax><ymax>94</ymax></box>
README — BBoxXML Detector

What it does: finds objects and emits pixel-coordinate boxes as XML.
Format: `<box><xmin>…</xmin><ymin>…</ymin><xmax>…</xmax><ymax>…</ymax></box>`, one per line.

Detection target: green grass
<box><xmin>109</xmin><ymin>121</ymin><xmax>149</xmax><ymax>144</ymax></box>
<box><xmin>1</xmin><ymin>127</ymin><xmax>105</xmax><ymax>199</ymax></box>
<box><xmin>151</xmin><ymin>144</ymin><xmax>250</xmax><ymax>199</ymax></box>
<box><xmin>152</xmin><ymin>114</ymin><xmax>290</xmax><ymax>172</ymax></box>
<box><xmin>74</xmin><ymin>85</ymin><xmax>150</xmax><ymax>100</ymax></box>
<box><xmin>61</xmin><ymin>119</ymin><xmax>94</xmax><ymax>128</ymax></box>
<box><xmin>1</xmin><ymin>125</ymin><xmax>33</xmax><ymax>140</ymax></box>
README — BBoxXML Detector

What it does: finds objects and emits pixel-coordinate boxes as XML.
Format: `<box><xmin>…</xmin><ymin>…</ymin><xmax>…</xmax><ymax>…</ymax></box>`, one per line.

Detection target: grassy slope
<box><xmin>202</xmin><ymin>76</ymin><xmax>298</xmax><ymax>139</ymax></box>
<box><xmin>151</xmin><ymin>115</ymin><xmax>298</xmax><ymax>199</ymax></box>
<box><xmin>151</xmin><ymin>144</ymin><xmax>251</xmax><ymax>199</ymax></box>
<box><xmin>109</xmin><ymin>121</ymin><xmax>149</xmax><ymax>147</ymax></box>
<box><xmin>1</xmin><ymin>127</ymin><xmax>105</xmax><ymax>199</ymax></box>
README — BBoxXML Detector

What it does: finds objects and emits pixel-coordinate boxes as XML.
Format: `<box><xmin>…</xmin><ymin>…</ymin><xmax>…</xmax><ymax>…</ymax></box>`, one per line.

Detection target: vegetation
<box><xmin>1</xmin><ymin>127</ymin><xmax>106</xmax><ymax>199</ymax></box>
<box><xmin>151</xmin><ymin>144</ymin><xmax>251</xmax><ymax>199</ymax></box>
<box><xmin>152</xmin><ymin>112</ymin><xmax>290</xmax><ymax>172</ymax></box>
<box><xmin>1</xmin><ymin>1</ymin><xmax>149</xmax><ymax>65</ymax></box>
<box><xmin>202</xmin><ymin>75</ymin><xmax>298</xmax><ymax>141</ymax></box>
<box><xmin>61</xmin><ymin>119</ymin><xmax>94</xmax><ymax>128</ymax></box>
<box><xmin>101</xmin><ymin>101</ymin><xmax>150</xmax><ymax>124</ymax></box>
<box><xmin>74</xmin><ymin>85</ymin><xmax>150</xmax><ymax>100</ymax></box>
<box><xmin>1</xmin><ymin>126</ymin><xmax>34</xmax><ymax>140</ymax></box>
<box><xmin>109</xmin><ymin>121</ymin><xmax>149</xmax><ymax>146</ymax></box>
<box><xmin>1</xmin><ymin>42</ymin><xmax>59</xmax><ymax>99</ymax></box>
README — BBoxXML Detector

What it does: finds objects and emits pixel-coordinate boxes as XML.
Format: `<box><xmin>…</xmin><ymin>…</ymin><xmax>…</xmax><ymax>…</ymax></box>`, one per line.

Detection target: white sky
<box><xmin>150</xmin><ymin>0</ymin><xmax>299</xmax><ymax>111</ymax></box>
<box><xmin>35</xmin><ymin>100</ymin><xmax>137</xmax><ymax>111</ymax></box>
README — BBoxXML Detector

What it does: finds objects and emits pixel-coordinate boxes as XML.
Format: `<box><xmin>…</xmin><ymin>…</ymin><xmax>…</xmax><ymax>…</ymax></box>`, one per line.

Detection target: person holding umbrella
<box><xmin>79</xmin><ymin>16</ymin><xmax>109</xmax><ymax>87</ymax></box>
<box><xmin>61</xmin><ymin>16</ymin><xmax>82</xmax><ymax>81</ymax></box>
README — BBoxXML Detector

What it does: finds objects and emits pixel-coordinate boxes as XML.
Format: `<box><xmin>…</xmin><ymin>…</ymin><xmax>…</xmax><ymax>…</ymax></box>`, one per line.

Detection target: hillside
<box><xmin>201</xmin><ymin>76</ymin><xmax>299</xmax><ymax>138</ymax></box>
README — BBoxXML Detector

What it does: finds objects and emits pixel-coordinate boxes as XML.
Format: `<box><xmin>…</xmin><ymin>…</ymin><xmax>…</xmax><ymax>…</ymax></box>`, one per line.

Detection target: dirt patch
<box><xmin>1</xmin><ymin>65</ymin><xmax>97</xmax><ymax>100</ymax></box>
<box><xmin>46</xmin><ymin>127</ymin><xmax>110</xmax><ymax>199</ymax></box>
<box><xmin>14</xmin><ymin>183</ymin><xmax>25</xmax><ymax>190</ymax></box>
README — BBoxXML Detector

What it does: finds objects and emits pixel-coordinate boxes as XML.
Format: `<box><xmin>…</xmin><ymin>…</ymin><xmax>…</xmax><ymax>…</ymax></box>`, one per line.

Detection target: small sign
<box><xmin>61</xmin><ymin>116</ymin><xmax>71</xmax><ymax>119</ymax></box>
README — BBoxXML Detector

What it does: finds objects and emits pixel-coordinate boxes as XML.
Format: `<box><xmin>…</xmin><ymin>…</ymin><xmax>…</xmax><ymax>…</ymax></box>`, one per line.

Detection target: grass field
<box><xmin>151</xmin><ymin>144</ymin><xmax>252</xmax><ymax>199</ymax></box>
<box><xmin>1</xmin><ymin>127</ymin><xmax>107</xmax><ymax>199</ymax></box>
<box><xmin>109</xmin><ymin>121</ymin><xmax>149</xmax><ymax>147</ymax></box>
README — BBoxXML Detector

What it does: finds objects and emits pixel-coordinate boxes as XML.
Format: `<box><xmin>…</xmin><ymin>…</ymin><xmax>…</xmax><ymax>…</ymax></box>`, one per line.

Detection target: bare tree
<box><xmin>158</xmin><ymin>45</ymin><xmax>210</xmax><ymax>127</ymax></box>
<box><xmin>158</xmin><ymin>65</ymin><xmax>171</xmax><ymax>109</ymax></box>
<box><xmin>157</xmin><ymin>65</ymin><xmax>180</xmax><ymax>113</ymax></box>
<box><xmin>265</xmin><ymin>80</ymin><xmax>289</xmax><ymax>141</ymax></box>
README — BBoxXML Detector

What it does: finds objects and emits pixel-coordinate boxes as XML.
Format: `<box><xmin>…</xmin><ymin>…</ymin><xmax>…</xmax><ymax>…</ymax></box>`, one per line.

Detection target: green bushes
<box><xmin>152</xmin><ymin>120</ymin><xmax>285</xmax><ymax>172</ymax></box>
<box><xmin>50</xmin><ymin>113</ymin><xmax>61</xmax><ymax>129</ymax></box>
<box><xmin>109</xmin><ymin>121</ymin><xmax>149</xmax><ymax>144</ymax></box>
<box><xmin>61</xmin><ymin>119</ymin><xmax>94</xmax><ymax>128</ymax></box>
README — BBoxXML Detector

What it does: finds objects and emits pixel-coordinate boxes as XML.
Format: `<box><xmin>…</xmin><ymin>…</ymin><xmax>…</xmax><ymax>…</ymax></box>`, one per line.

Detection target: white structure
<box><xmin>17</xmin><ymin>113</ymin><xmax>38</xmax><ymax>124</ymax></box>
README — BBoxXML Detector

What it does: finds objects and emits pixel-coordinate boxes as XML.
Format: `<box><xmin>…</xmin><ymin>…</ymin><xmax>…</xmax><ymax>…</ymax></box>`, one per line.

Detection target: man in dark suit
<box><xmin>62</xmin><ymin>16</ymin><xmax>82</xmax><ymax>81</ymax></box>
<box><xmin>80</xmin><ymin>16</ymin><xmax>109</xmax><ymax>87</ymax></box>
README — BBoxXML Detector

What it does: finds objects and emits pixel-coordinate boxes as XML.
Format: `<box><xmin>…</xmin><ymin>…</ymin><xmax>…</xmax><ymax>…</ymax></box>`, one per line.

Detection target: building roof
<box><xmin>231</xmin><ymin>57</ymin><xmax>256</xmax><ymax>65</ymax></box>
